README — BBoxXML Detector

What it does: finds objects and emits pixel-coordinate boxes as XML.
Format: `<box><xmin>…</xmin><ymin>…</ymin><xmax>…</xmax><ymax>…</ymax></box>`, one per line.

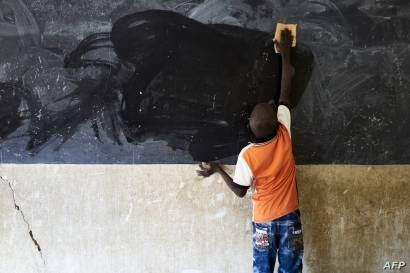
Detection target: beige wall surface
<box><xmin>0</xmin><ymin>164</ymin><xmax>409</xmax><ymax>273</ymax></box>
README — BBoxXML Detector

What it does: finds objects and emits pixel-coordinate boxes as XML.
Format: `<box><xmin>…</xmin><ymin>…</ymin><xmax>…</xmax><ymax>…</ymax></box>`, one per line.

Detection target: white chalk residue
<box><xmin>215</xmin><ymin>193</ymin><xmax>225</xmax><ymax>202</ymax></box>
<box><xmin>181</xmin><ymin>270</ymin><xmax>202</xmax><ymax>273</ymax></box>
<box><xmin>125</xmin><ymin>202</ymin><xmax>133</xmax><ymax>222</ymax></box>
<box><xmin>128</xmin><ymin>19</ymin><xmax>149</xmax><ymax>28</ymax></box>
<box><xmin>188</xmin><ymin>0</ymin><xmax>247</xmax><ymax>26</ymax></box>
<box><xmin>0</xmin><ymin>63</ymin><xmax>10</xmax><ymax>81</ymax></box>
<box><xmin>2</xmin><ymin>0</ymin><xmax>41</xmax><ymax>46</ymax></box>
<box><xmin>214</xmin><ymin>207</ymin><xmax>227</xmax><ymax>219</ymax></box>
<box><xmin>43</xmin><ymin>21</ymin><xmax>112</xmax><ymax>41</ymax></box>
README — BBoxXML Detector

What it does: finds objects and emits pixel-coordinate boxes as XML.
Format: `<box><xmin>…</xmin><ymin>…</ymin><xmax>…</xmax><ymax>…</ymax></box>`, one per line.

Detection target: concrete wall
<box><xmin>0</xmin><ymin>164</ymin><xmax>409</xmax><ymax>273</ymax></box>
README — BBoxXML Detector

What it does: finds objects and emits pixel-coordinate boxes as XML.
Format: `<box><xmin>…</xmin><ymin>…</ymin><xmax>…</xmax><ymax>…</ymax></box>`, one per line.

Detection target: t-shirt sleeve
<box><xmin>233</xmin><ymin>155</ymin><xmax>253</xmax><ymax>187</ymax></box>
<box><xmin>277</xmin><ymin>104</ymin><xmax>291</xmax><ymax>137</ymax></box>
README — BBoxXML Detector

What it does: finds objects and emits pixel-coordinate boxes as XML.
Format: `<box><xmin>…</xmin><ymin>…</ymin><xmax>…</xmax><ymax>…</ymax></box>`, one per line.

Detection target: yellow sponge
<box><xmin>274</xmin><ymin>23</ymin><xmax>297</xmax><ymax>53</ymax></box>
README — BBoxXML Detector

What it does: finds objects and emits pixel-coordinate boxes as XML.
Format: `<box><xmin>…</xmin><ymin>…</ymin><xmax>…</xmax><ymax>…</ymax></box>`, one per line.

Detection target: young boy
<box><xmin>197</xmin><ymin>29</ymin><xmax>303</xmax><ymax>273</ymax></box>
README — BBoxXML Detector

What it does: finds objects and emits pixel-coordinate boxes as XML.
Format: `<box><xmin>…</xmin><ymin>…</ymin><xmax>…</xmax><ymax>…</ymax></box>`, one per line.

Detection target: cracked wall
<box><xmin>0</xmin><ymin>164</ymin><xmax>409</xmax><ymax>273</ymax></box>
<box><xmin>2</xmin><ymin>177</ymin><xmax>45</xmax><ymax>259</ymax></box>
<box><xmin>0</xmin><ymin>173</ymin><xmax>47</xmax><ymax>273</ymax></box>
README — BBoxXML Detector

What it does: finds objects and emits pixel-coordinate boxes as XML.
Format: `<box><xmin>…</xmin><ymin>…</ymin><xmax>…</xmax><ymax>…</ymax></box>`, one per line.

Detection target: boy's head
<box><xmin>248</xmin><ymin>102</ymin><xmax>278</xmax><ymax>141</ymax></box>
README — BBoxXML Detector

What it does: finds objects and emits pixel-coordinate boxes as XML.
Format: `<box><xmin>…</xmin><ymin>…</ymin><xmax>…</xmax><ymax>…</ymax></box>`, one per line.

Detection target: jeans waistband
<box><xmin>274</xmin><ymin>209</ymin><xmax>300</xmax><ymax>221</ymax></box>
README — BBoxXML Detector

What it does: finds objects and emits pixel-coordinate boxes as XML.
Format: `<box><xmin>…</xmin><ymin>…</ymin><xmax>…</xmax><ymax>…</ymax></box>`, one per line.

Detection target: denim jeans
<box><xmin>252</xmin><ymin>210</ymin><xmax>303</xmax><ymax>273</ymax></box>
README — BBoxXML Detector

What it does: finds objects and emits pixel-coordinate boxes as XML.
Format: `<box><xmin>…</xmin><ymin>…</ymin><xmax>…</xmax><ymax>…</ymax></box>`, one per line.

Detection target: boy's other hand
<box><xmin>197</xmin><ymin>162</ymin><xmax>219</xmax><ymax>177</ymax></box>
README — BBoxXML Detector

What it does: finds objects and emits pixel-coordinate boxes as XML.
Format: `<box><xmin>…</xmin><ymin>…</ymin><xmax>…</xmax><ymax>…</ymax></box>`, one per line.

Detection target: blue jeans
<box><xmin>252</xmin><ymin>210</ymin><xmax>303</xmax><ymax>273</ymax></box>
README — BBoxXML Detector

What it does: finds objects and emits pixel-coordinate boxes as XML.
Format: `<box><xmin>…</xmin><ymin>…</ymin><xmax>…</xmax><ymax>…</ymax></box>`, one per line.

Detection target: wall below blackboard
<box><xmin>0</xmin><ymin>164</ymin><xmax>408</xmax><ymax>273</ymax></box>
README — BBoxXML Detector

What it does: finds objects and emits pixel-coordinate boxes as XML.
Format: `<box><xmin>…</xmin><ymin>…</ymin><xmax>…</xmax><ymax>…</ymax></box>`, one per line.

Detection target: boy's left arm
<box><xmin>197</xmin><ymin>162</ymin><xmax>249</xmax><ymax>198</ymax></box>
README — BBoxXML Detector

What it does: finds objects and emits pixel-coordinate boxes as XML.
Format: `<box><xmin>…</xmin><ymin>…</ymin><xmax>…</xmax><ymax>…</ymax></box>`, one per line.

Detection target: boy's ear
<box><xmin>267</xmin><ymin>99</ymin><xmax>277</xmax><ymax>111</ymax></box>
<box><xmin>267</xmin><ymin>99</ymin><xmax>276</xmax><ymax>107</ymax></box>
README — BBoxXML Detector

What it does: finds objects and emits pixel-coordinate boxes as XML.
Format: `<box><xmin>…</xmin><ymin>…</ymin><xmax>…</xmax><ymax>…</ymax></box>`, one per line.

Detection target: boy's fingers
<box><xmin>274</xmin><ymin>43</ymin><xmax>279</xmax><ymax>53</ymax></box>
<box><xmin>196</xmin><ymin>170</ymin><xmax>206</xmax><ymax>176</ymax></box>
<box><xmin>280</xmin><ymin>29</ymin><xmax>285</xmax><ymax>41</ymax></box>
<box><xmin>197</xmin><ymin>167</ymin><xmax>211</xmax><ymax>174</ymax></box>
<box><xmin>197</xmin><ymin>162</ymin><xmax>217</xmax><ymax>177</ymax></box>
<box><xmin>284</xmin><ymin>29</ymin><xmax>292</xmax><ymax>42</ymax></box>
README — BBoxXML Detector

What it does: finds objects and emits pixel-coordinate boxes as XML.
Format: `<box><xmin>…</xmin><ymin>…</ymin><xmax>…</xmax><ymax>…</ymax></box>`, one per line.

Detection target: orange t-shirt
<box><xmin>233</xmin><ymin>105</ymin><xmax>299</xmax><ymax>223</ymax></box>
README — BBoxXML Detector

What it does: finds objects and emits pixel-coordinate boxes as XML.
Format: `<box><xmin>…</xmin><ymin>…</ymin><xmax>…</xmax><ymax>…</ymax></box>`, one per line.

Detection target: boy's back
<box><xmin>233</xmin><ymin>105</ymin><xmax>298</xmax><ymax>223</ymax></box>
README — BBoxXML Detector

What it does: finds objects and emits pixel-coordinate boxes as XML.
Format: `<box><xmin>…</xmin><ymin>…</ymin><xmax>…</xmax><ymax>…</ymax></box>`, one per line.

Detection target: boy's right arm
<box><xmin>274</xmin><ymin>28</ymin><xmax>294</xmax><ymax>108</ymax></box>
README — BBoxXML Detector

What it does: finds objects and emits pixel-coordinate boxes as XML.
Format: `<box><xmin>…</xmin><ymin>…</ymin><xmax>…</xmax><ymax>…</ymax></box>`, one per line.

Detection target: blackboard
<box><xmin>0</xmin><ymin>0</ymin><xmax>409</xmax><ymax>164</ymax></box>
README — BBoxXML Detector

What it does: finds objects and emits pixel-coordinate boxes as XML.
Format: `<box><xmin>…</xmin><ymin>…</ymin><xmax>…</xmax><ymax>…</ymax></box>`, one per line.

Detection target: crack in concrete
<box><xmin>0</xmin><ymin>175</ymin><xmax>46</xmax><ymax>267</ymax></box>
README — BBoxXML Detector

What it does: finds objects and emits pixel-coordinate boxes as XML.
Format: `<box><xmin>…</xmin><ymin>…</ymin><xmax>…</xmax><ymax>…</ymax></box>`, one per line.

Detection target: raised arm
<box><xmin>274</xmin><ymin>29</ymin><xmax>294</xmax><ymax>107</ymax></box>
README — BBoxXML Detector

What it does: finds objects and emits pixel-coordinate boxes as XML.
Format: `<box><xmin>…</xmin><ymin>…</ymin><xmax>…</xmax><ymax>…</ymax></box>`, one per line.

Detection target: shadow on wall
<box><xmin>298</xmin><ymin>166</ymin><xmax>410</xmax><ymax>273</ymax></box>
<box><xmin>298</xmin><ymin>167</ymin><xmax>332</xmax><ymax>273</ymax></box>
